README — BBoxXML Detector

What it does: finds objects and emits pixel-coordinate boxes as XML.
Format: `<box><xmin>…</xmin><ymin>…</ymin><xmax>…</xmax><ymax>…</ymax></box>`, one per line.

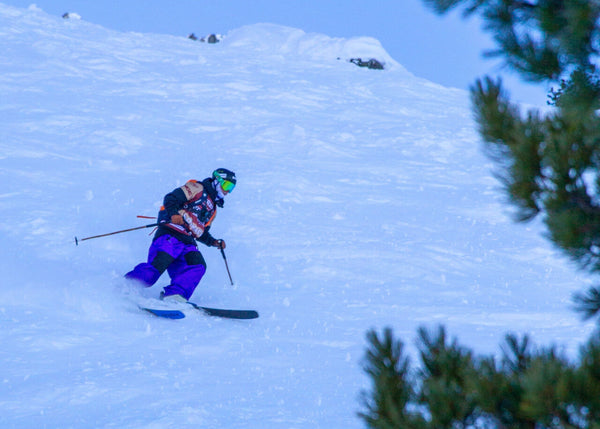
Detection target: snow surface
<box><xmin>0</xmin><ymin>3</ymin><xmax>595</xmax><ymax>428</ymax></box>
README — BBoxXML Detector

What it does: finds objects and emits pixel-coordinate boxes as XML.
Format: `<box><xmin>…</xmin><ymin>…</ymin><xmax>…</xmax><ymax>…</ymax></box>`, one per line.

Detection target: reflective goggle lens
<box><xmin>217</xmin><ymin>177</ymin><xmax>236</xmax><ymax>192</ymax></box>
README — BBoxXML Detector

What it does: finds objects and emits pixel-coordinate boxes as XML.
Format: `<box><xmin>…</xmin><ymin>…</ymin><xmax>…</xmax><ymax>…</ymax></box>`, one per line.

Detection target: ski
<box><xmin>187</xmin><ymin>301</ymin><xmax>259</xmax><ymax>319</ymax></box>
<box><xmin>139</xmin><ymin>301</ymin><xmax>259</xmax><ymax>320</ymax></box>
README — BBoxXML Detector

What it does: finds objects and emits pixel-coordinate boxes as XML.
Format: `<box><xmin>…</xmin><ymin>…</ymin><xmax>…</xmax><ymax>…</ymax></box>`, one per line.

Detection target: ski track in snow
<box><xmin>0</xmin><ymin>4</ymin><xmax>595</xmax><ymax>428</ymax></box>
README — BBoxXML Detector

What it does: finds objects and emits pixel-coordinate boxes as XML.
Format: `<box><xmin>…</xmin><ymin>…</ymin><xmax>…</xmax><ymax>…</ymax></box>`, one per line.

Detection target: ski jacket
<box><xmin>155</xmin><ymin>178</ymin><xmax>220</xmax><ymax>246</ymax></box>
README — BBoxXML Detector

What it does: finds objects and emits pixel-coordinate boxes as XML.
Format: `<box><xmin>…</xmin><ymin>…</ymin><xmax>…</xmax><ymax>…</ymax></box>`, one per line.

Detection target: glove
<box><xmin>179</xmin><ymin>210</ymin><xmax>205</xmax><ymax>238</ymax></box>
<box><xmin>170</xmin><ymin>214</ymin><xmax>185</xmax><ymax>225</ymax></box>
<box><xmin>213</xmin><ymin>239</ymin><xmax>226</xmax><ymax>249</ymax></box>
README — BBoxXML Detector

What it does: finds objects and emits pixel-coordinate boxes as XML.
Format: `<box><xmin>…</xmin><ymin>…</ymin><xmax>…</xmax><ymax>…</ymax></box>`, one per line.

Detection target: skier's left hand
<box><xmin>213</xmin><ymin>239</ymin><xmax>226</xmax><ymax>249</ymax></box>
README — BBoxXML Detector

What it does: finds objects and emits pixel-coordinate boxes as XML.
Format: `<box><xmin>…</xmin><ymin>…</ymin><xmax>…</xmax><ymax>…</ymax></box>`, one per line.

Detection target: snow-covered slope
<box><xmin>0</xmin><ymin>4</ymin><xmax>594</xmax><ymax>428</ymax></box>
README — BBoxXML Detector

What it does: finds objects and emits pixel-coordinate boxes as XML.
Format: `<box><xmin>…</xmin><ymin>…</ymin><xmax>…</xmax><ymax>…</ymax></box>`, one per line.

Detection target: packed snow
<box><xmin>0</xmin><ymin>3</ymin><xmax>595</xmax><ymax>428</ymax></box>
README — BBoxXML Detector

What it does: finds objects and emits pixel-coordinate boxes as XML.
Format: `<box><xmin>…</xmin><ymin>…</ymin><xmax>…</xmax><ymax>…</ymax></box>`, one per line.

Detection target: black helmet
<box><xmin>212</xmin><ymin>168</ymin><xmax>236</xmax><ymax>192</ymax></box>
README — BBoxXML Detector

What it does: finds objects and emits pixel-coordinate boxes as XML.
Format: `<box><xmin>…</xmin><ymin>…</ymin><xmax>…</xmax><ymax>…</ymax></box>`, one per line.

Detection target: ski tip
<box><xmin>140</xmin><ymin>306</ymin><xmax>186</xmax><ymax>320</ymax></box>
<box><xmin>245</xmin><ymin>310</ymin><xmax>259</xmax><ymax>319</ymax></box>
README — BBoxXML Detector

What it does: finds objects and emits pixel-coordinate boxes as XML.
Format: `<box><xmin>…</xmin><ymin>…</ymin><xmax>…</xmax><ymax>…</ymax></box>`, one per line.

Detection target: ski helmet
<box><xmin>212</xmin><ymin>168</ymin><xmax>236</xmax><ymax>193</ymax></box>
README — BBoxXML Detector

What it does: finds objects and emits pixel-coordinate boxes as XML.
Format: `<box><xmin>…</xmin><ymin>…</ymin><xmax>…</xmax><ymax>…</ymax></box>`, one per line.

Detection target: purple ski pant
<box><xmin>125</xmin><ymin>234</ymin><xmax>206</xmax><ymax>300</ymax></box>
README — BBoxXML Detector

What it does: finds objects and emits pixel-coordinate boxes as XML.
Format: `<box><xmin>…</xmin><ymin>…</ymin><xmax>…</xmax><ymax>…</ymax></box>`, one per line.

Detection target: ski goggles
<box><xmin>216</xmin><ymin>176</ymin><xmax>236</xmax><ymax>192</ymax></box>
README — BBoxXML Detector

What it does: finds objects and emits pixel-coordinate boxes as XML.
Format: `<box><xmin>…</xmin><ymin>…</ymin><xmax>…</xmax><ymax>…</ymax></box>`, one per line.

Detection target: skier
<box><xmin>125</xmin><ymin>168</ymin><xmax>236</xmax><ymax>302</ymax></box>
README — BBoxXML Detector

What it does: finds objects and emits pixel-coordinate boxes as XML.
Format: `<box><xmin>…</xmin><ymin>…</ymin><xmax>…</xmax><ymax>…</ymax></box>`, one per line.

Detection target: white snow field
<box><xmin>0</xmin><ymin>3</ymin><xmax>595</xmax><ymax>428</ymax></box>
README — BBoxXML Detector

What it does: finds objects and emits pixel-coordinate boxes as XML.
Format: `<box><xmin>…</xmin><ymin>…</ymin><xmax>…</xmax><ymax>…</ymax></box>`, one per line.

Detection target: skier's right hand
<box><xmin>213</xmin><ymin>239</ymin><xmax>226</xmax><ymax>249</ymax></box>
<box><xmin>171</xmin><ymin>214</ymin><xmax>185</xmax><ymax>225</ymax></box>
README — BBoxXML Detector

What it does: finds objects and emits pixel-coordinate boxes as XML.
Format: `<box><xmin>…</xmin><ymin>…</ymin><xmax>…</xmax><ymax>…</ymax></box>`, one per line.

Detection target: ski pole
<box><xmin>219</xmin><ymin>246</ymin><xmax>234</xmax><ymax>286</ymax></box>
<box><xmin>75</xmin><ymin>222</ymin><xmax>159</xmax><ymax>245</ymax></box>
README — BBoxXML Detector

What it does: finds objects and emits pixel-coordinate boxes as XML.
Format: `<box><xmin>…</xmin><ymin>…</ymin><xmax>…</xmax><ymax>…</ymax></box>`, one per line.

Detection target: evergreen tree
<box><xmin>416</xmin><ymin>325</ymin><xmax>477</xmax><ymax>428</ymax></box>
<box><xmin>358</xmin><ymin>327</ymin><xmax>427</xmax><ymax>429</ymax></box>
<box><xmin>568</xmin><ymin>336</ymin><xmax>600</xmax><ymax>426</ymax></box>
<box><xmin>360</xmin><ymin>327</ymin><xmax>600</xmax><ymax>428</ymax></box>
<box><xmin>421</xmin><ymin>0</ymin><xmax>600</xmax><ymax>320</ymax></box>
<box><xmin>518</xmin><ymin>347</ymin><xmax>572</xmax><ymax>426</ymax></box>
<box><xmin>470</xmin><ymin>334</ymin><xmax>535</xmax><ymax>428</ymax></box>
<box><xmin>360</xmin><ymin>3</ymin><xmax>600</xmax><ymax>426</ymax></box>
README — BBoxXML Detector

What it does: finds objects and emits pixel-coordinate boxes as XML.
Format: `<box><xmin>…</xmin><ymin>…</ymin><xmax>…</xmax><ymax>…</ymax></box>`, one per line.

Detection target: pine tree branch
<box><xmin>573</xmin><ymin>286</ymin><xmax>600</xmax><ymax>320</ymax></box>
